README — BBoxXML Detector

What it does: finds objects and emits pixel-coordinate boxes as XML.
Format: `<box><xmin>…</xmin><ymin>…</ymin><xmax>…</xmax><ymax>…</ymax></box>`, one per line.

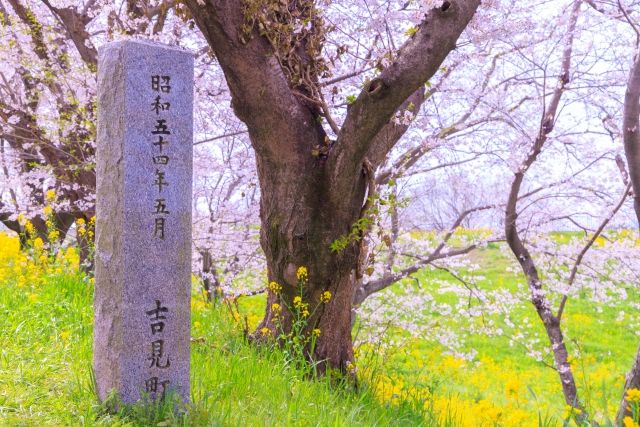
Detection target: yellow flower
<box><xmin>48</xmin><ymin>230</ymin><xmax>60</xmax><ymax>241</ymax></box>
<box><xmin>33</xmin><ymin>237</ymin><xmax>44</xmax><ymax>250</ymax></box>
<box><xmin>59</xmin><ymin>330</ymin><xmax>71</xmax><ymax>341</ymax></box>
<box><xmin>562</xmin><ymin>404</ymin><xmax>582</xmax><ymax>419</ymax></box>
<box><xmin>43</xmin><ymin>206</ymin><xmax>53</xmax><ymax>216</ymax></box>
<box><xmin>296</xmin><ymin>266</ymin><xmax>308</xmax><ymax>282</ymax></box>
<box><xmin>271</xmin><ymin>303</ymin><xmax>281</xmax><ymax>313</ymax></box>
<box><xmin>17</xmin><ymin>213</ymin><xmax>25</xmax><ymax>225</ymax></box>
<box><xmin>293</xmin><ymin>296</ymin><xmax>303</xmax><ymax>307</ymax></box>
<box><xmin>89</xmin><ymin>215</ymin><xmax>96</xmax><ymax>225</ymax></box>
<box><xmin>346</xmin><ymin>361</ymin><xmax>357</xmax><ymax>375</ymax></box>
<box><xmin>78</xmin><ymin>227</ymin><xmax>86</xmax><ymax>236</ymax></box>
<box><xmin>28</xmin><ymin>293</ymin><xmax>38</xmax><ymax>303</ymax></box>
<box><xmin>627</xmin><ymin>388</ymin><xmax>640</xmax><ymax>403</ymax></box>
<box><xmin>45</xmin><ymin>189</ymin><xmax>56</xmax><ymax>201</ymax></box>
<box><xmin>194</xmin><ymin>321</ymin><xmax>202</xmax><ymax>329</ymax></box>
<box><xmin>623</xmin><ymin>416</ymin><xmax>639</xmax><ymax>427</ymax></box>
<box><xmin>312</xmin><ymin>328</ymin><xmax>321</xmax><ymax>337</ymax></box>
<box><xmin>24</xmin><ymin>221</ymin><xmax>35</xmax><ymax>236</ymax></box>
<box><xmin>320</xmin><ymin>290</ymin><xmax>332</xmax><ymax>303</ymax></box>
<box><xmin>76</xmin><ymin>218</ymin><xmax>86</xmax><ymax>226</ymax></box>
<box><xmin>260</xmin><ymin>327</ymin><xmax>271</xmax><ymax>336</ymax></box>
<box><xmin>301</xmin><ymin>309</ymin><xmax>309</xmax><ymax>318</ymax></box>
<box><xmin>268</xmin><ymin>281</ymin><xmax>282</xmax><ymax>293</ymax></box>
<box><xmin>505</xmin><ymin>377</ymin><xmax>521</xmax><ymax>400</ymax></box>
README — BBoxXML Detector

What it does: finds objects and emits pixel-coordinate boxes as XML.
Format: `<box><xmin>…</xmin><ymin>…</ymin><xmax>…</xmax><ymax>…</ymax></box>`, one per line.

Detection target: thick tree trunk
<box><xmin>618</xmin><ymin>346</ymin><xmax>640</xmax><ymax>425</ymax></box>
<box><xmin>185</xmin><ymin>0</ymin><xmax>481</xmax><ymax>373</ymax></box>
<box><xmin>617</xmin><ymin>47</ymin><xmax>640</xmax><ymax>425</ymax></box>
<box><xmin>253</xmin><ymin>153</ymin><xmax>367</xmax><ymax>371</ymax></box>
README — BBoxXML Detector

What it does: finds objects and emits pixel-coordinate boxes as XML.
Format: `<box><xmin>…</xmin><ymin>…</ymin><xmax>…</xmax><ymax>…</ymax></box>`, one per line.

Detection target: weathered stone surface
<box><xmin>94</xmin><ymin>40</ymin><xmax>193</xmax><ymax>404</ymax></box>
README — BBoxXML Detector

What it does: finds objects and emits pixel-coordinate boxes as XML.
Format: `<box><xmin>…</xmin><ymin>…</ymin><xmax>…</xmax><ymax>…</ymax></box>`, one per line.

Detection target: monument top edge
<box><xmin>98</xmin><ymin>39</ymin><xmax>194</xmax><ymax>57</ymax></box>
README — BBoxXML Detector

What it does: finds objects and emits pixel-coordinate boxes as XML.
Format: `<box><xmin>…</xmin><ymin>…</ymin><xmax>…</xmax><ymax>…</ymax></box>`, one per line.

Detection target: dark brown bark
<box><xmin>185</xmin><ymin>0</ymin><xmax>480</xmax><ymax>370</ymax></box>
<box><xmin>617</xmin><ymin>45</ymin><xmax>640</xmax><ymax>425</ymax></box>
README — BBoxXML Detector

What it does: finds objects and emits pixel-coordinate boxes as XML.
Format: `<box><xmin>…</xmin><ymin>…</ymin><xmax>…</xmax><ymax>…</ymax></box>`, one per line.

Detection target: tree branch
<box><xmin>330</xmin><ymin>0</ymin><xmax>481</xmax><ymax>185</ymax></box>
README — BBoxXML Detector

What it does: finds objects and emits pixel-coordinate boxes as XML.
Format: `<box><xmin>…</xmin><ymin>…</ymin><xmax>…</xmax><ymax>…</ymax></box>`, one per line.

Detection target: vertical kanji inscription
<box><xmin>95</xmin><ymin>40</ymin><xmax>193</xmax><ymax>404</ymax></box>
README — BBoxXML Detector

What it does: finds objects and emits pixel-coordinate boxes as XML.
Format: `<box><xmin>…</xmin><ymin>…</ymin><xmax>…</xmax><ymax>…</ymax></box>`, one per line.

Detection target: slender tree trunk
<box><xmin>503</xmin><ymin>1</ymin><xmax>584</xmax><ymax>414</ymax></box>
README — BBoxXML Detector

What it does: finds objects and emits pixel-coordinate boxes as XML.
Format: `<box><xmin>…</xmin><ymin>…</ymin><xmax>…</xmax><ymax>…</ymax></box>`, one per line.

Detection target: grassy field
<box><xmin>1</xmin><ymin>230</ymin><xmax>639</xmax><ymax>426</ymax></box>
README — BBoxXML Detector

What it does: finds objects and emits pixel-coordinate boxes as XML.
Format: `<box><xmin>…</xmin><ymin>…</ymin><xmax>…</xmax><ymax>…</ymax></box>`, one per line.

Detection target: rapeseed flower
<box><xmin>33</xmin><ymin>237</ymin><xmax>44</xmax><ymax>251</ymax></box>
<box><xmin>562</xmin><ymin>404</ymin><xmax>582</xmax><ymax>419</ymax></box>
<box><xmin>48</xmin><ymin>230</ymin><xmax>60</xmax><ymax>241</ymax></box>
<box><xmin>627</xmin><ymin>388</ymin><xmax>640</xmax><ymax>403</ymax></box>
<box><xmin>268</xmin><ymin>281</ymin><xmax>281</xmax><ymax>293</ymax></box>
<box><xmin>296</xmin><ymin>266</ymin><xmax>308</xmax><ymax>282</ymax></box>
<box><xmin>24</xmin><ymin>221</ymin><xmax>35</xmax><ymax>236</ymax></box>
<box><xmin>320</xmin><ymin>290</ymin><xmax>332</xmax><ymax>303</ymax></box>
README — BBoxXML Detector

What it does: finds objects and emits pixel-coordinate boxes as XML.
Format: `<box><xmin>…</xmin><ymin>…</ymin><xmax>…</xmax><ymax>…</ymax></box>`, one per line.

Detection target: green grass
<box><xmin>0</xmin><ymin>246</ymin><xmax>444</xmax><ymax>426</ymax></box>
<box><xmin>2</xmin><ymin>230</ymin><xmax>639</xmax><ymax>426</ymax></box>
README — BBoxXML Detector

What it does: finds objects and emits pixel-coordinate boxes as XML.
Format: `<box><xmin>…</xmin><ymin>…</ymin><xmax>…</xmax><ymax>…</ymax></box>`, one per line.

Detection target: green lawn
<box><xmin>1</xmin><ymin>231</ymin><xmax>639</xmax><ymax>426</ymax></box>
<box><xmin>0</xmin><ymin>233</ymin><xmax>440</xmax><ymax>426</ymax></box>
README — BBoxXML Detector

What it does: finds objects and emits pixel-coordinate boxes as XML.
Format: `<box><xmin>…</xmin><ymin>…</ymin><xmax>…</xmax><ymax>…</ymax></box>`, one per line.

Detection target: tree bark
<box><xmin>185</xmin><ymin>0</ymin><xmax>480</xmax><ymax>370</ymax></box>
<box><xmin>503</xmin><ymin>0</ymin><xmax>584</xmax><ymax>413</ymax></box>
<box><xmin>617</xmin><ymin>45</ymin><xmax>640</xmax><ymax>425</ymax></box>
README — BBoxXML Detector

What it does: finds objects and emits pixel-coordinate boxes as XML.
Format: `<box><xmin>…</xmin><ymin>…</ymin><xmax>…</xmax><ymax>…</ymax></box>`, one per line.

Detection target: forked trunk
<box><xmin>252</xmin><ymin>153</ymin><xmax>367</xmax><ymax>372</ymax></box>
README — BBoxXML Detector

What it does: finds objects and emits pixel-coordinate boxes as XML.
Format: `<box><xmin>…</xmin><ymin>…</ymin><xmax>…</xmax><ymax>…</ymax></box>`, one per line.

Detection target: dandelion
<box><xmin>320</xmin><ymin>290</ymin><xmax>332</xmax><ymax>303</ymax></box>
<box><xmin>45</xmin><ymin>189</ymin><xmax>56</xmax><ymax>201</ymax></box>
<box><xmin>626</xmin><ymin>388</ymin><xmax>640</xmax><ymax>403</ymax></box>
<box><xmin>296</xmin><ymin>266</ymin><xmax>308</xmax><ymax>282</ymax></box>
<box><xmin>268</xmin><ymin>281</ymin><xmax>282</xmax><ymax>293</ymax></box>
<box><xmin>43</xmin><ymin>206</ymin><xmax>53</xmax><ymax>216</ymax></box>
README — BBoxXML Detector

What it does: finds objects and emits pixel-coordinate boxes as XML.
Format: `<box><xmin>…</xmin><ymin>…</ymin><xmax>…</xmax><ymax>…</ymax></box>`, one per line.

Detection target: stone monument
<box><xmin>94</xmin><ymin>40</ymin><xmax>193</xmax><ymax>403</ymax></box>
